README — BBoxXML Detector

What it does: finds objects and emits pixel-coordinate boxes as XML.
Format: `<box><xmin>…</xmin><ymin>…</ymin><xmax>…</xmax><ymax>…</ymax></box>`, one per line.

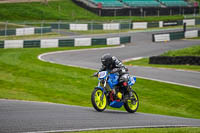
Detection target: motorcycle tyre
<box><xmin>124</xmin><ymin>90</ymin><xmax>139</xmax><ymax>113</ymax></box>
<box><xmin>91</xmin><ymin>88</ymin><xmax>107</xmax><ymax>112</ymax></box>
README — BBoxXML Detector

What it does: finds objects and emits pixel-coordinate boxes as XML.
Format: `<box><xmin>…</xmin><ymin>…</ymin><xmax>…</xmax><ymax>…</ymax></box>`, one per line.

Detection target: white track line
<box><xmin>136</xmin><ymin>76</ymin><xmax>200</xmax><ymax>89</ymax></box>
<box><xmin>123</xmin><ymin>57</ymin><xmax>200</xmax><ymax>74</ymax></box>
<box><xmin>24</xmin><ymin>125</ymin><xmax>200</xmax><ymax>133</ymax></box>
<box><xmin>38</xmin><ymin>45</ymin><xmax>125</xmax><ymax>61</ymax></box>
<box><xmin>38</xmin><ymin>48</ymin><xmax>200</xmax><ymax>89</ymax></box>
<box><xmin>123</xmin><ymin>57</ymin><xmax>145</xmax><ymax>62</ymax></box>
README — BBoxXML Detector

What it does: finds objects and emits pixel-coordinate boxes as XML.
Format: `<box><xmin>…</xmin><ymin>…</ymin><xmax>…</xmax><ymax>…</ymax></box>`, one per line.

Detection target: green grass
<box><xmin>125</xmin><ymin>45</ymin><xmax>200</xmax><ymax>71</ymax></box>
<box><xmin>0</xmin><ymin>46</ymin><xmax>200</xmax><ymax>119</ymax></box>
<box><xmin>0</xmin><ymin>0</ymin><xmax>195</xmax><ymax>21</ymax></box>
<box><xmin>0</xmin><ymin>32</ymin><xmax>62</xmax><ymax>40</ymax></box>
<box><xmin>125</xmin><ymin>58</ymin><xmax>200</xmax><ymax>71</ymax></box>
<box><xmin>66</xmin><ymin>127</ymin><xmax>200</xmax><ymax>133</ymax></box>
<box><xmin>0</xmin><ymin>23</ymin><xmax>25</xmax><ymax>29</ymax></box>
<box><xmin>192</xmin><ymin>37</ymin><xmax>200</xmax><ymax>39</ymax></box>
<box><xmin>161</xmin><ymin>45</ymin><xmax>200</xmax><ymax>56</ymax></box>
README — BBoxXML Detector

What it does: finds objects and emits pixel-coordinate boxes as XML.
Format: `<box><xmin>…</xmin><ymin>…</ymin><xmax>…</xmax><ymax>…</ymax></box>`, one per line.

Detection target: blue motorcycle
<box><xmin>91</xmin><ymin>71</ymin><xmax>139</xmax><ymax>113</ymax></box>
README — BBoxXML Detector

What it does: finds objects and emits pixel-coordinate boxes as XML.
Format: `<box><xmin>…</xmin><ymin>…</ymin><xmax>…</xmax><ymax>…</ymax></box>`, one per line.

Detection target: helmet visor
<box><xmin>101</xmin><ymin>59</ymin><xmax>111</xmax><ymax>67</ymax></box>
<box><xmin>101</xmin><ymin>59</ymin><xmax>107</xmax><ymax>66</ymax></box>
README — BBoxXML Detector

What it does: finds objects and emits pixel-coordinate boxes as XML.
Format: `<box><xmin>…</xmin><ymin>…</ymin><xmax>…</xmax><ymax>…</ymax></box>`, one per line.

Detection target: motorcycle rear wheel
<box><xmin>124</xmin><ymin>90</ymin><xmax>139</xmax><ymax>113</ymax></box>
<box><xmin>91</xmin><ymin>88</ymin><xmax>107</xmax><ymax>112</ymax></box>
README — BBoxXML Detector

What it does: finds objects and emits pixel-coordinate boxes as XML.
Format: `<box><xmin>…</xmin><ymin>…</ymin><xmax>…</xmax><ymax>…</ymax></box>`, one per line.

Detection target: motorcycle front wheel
<box><xmin>124</xmin><ymin>90</ymin><xmax>139</xmax><ymax>113</ymax></box>
<box><xmin>91</xmin><ymin>88</ymin><xmax>107</xmax><ymax>112</ymax></box>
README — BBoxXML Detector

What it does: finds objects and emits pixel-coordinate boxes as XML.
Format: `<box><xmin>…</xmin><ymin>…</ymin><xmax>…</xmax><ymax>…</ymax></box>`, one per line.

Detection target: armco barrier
<box><xmin>103</xmin><ymin>23</ymin><xmax>120</xmax><ymax>30</ymax></box>
<box><xmin>195</xmin><ymin>18</ymin><xmax>200</xmax><ymax>25</ymax></box>
<box><xmin>153</xmin><ymin>30</ymin><xmax>200</xmax><ymax>42</ymax></box>
<box><xmin>0</xmin><ymin>36</ymin><xmax>131</xmax><ymax>49</ymax></box>
<box><xmin>120</xmin><ymin>36</ymin><xmax>131</xmax><ymax>44</ymax></box>
<box><xmin>120</xmin><ymin>23</ymin><xmax>132</xmax><ymax>29</ymax></box>
<box><xmin>0</xmin><ymin>27</ymin><xmax>52</xmax><ymax>36</ymax></box>
<box><xmin>40</xmin><ymin>39</ymin><xmax>59</xmax><ymax>48</ymax></box>
<box><xmin>92</xmin><ymin>38</ymin><xmax>106</xmax><ymax>46</ymax></box>
<box><xmin>70</xmin><ymin>24</ymin><xmax>88</xmax><ymax>31</ymax></box>
<box><xmin>153</xmin><ymin>34</ymin><xmax>170</xmax><ymax>42</ymax></box>
<box><xmin>107</xmin><ymin>37</ymin><xmax>120</xmax><ymax>45</ymax></box>
<box><xmin>0</xmin><ymin>41</ymin><xmax>4</xmax><ymax>48</ymax></box>
<box><xmin>34</xmin><ymin>27</ymin><xmax>52</xmax><ymax>34</ymax></box>
<box><xmin>147</xmin><ymin>22</ymin><xmax>159</xmax><ymax>28</ymax></box>
<box><xmin>149</xmin><ymin>56</ymin><xmax>200</xmax><ymax>65</ymax></box>
<box><xmin>49</xmin><ymin>18</ymin><xmax>200</xmax><ymax>31</ymax></box>
<box><xmin>75</xmin><ymin>38</ymin><xmax>91</xmax><ymax>46</ymax></box>
<box><xmin>185</xmin><ymin>30</ymin><xmax>198</xmax><ymax>38</ymax></box>
<box><xmin>6</xmin><ymin>29</ymin><xmax>16</xmax><ymax>36</ymax></box>
<box><xmin>183</xmin><ymin>19</ymin><xmax>195</xmax><ymax>26</ymax></box>
<box><xmin>60</xmin><ymin>24</ymin><xmax>70</xmax><ymax>29</ymax></box>
<box><xmin>4</xmin><ymin>40</ymin><xmax>23</xmax><ymax>48</ymax></box>
<box><xmin>24</xmin><ymin>40</ymin><xmax>41</xmax><ymax>48</ymax></box>
<box><xmin>0</xmin><ymin>29</ymin><xmax>16</xmax><ymax>36</ymax></box>
<box><xmin>59</xmin><ymin>39</ymin><xmax>74</xmax><ymax>47</ymax></box>
<box><xmin>132</xmin><ymin>22</ymin><xmax>147</xmax><ymax>29</ymax></box>
<box><xmin>169</xmin><ymin>31</ymin><xmax>184</xmax><ymax>40</ymax></box>
<box><xmin>16</xmin><ymin>28</ymin><xmax>35</xmax><ymax>36</ymax></box>
<box><xmin>88</xmin><ymin>23</ymin><xmax>103</xmax><ymax>30</ymax></box>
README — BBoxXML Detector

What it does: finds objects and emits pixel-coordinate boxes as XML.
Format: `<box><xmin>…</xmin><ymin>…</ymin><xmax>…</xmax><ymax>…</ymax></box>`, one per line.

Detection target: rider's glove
<box><xmin>125</xmin><ymin>66</ymin><xmax>128</xmax><ymax>71</ymax></box>
<box><xmin>93</xmin><ymin>72</ymin><xmax>98</xmax><ymax>77</ymax></box>
<box><xmin>110</xmin><ymin>68</ymin><xmax>120</xmax><ymax>73</ymax></box>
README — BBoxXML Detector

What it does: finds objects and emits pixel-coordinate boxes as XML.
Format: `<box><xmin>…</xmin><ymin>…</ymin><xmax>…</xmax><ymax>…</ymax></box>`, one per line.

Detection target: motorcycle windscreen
<box><xmin>128</xmin><ymin>76</ymin><xmax>136</xmax><ymax>86</ymax></box>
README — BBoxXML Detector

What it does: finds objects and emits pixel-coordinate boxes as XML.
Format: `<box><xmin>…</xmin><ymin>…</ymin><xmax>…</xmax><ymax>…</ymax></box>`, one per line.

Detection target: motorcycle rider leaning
<box><xmin>94</xmin><ymin>53</ymin><xmax>132</xmax><ymax>97</ymax></box>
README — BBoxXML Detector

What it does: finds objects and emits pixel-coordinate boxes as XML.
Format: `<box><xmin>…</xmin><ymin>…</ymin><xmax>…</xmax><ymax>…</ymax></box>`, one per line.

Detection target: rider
<box><xmin>95</xmin><ymin>53</ymin><xmax>132</xmax><ymax>97</ymax></box>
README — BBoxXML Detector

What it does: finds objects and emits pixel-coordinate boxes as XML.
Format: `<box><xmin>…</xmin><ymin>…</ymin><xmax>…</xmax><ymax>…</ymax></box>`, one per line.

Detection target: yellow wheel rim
<box><xmin>95</xmin><ymin>90</ymin><xmax>106</xmax><ymax>109</ymax></box>
<box><xmin>127</xmin><ymin>93</ymin><xmax>138</xmax><ymax>110</ymax></box>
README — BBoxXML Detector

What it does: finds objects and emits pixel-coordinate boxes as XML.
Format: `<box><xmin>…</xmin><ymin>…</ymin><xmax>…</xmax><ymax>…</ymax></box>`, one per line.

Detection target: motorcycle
<box><xmin>91</xmin><ymin>70</ymin><xmax>139</xmax><ymax>113</ymax></box>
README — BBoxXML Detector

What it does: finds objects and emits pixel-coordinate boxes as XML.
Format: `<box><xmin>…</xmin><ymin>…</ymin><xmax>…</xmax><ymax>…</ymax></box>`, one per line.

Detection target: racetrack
<box><xmin>1</xmin><ymin>30</ymin><xmax>200</xmax><ymax>133</ymax></box>
<box><xmin>0</xmin><ymin>99</ymin><xmax>200</xmax><ymax>133</ymax></box>
<box><xmin>40</xmin><ymin>31</ymin><xmax>200</xmax><ymax>89</ymax></box>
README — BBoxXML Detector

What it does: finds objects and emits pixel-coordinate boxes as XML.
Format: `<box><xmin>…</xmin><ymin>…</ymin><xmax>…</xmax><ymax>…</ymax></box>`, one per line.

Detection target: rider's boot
<box><xmin>129</xmin><ymin>91</ymin><xmax>133</xmax><ymax>98</ymax></box>
<box><xmin>127</xmin><ymin>87</ymin><xmax>134</xmax><ymax>99</ymax></box>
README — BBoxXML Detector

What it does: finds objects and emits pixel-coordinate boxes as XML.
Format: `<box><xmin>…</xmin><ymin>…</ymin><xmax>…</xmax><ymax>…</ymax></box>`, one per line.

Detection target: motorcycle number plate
<box><xmin>98</xmin><ymin>71</ymin><xmax>107</xmax><ymax>79</ymax></box>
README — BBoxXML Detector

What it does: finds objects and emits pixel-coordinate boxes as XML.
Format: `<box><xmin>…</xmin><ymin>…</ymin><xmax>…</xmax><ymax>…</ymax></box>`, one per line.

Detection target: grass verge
<box><xmin>161</xmin><ymin>45</ymin><xmax>200</xmax><ymax>56</ymax></box>
<box><xmin>0</xmin><ymin>46</ymin><xmax>200</xmax><ymax>119</ymax></box>
<box><xmin>125</xmin><ymin>45</ymin><xmax>200</xmax><ymax>71</ymax></box>
<box><xmin>66</xmin><ymin>127</ymin><xmax>200</xmax><ymax>133</ymax></box>
<box><xmin>0</xmin><ymin>22</ymin><xmax>25</xmax><ymax>29</ymax></box>
<box><xmin>0</xmin><ymin>32</ymin><xmax>62</xmax><ymax>40</ymax></box>
<box><xmin>192</xmin><ymin>37</ymin><xmax>200</xmax><ymax>39</ymax></box>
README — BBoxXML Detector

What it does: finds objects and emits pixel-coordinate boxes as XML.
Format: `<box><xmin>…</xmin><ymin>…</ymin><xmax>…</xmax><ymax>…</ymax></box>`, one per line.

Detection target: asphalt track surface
<box><xmin>40</xmin><ymin>31</ymin><xmax>200</xmax><ymax>89</ymax></box>
<box><xmin>1</xmin><ymin>29</ymin><xmax>200</xmax><ymax>133</ymax></box>
<box><xmin>0</xmin><ymin>99</ymin><xmax>200</xmax><ymax>133</ymax></box>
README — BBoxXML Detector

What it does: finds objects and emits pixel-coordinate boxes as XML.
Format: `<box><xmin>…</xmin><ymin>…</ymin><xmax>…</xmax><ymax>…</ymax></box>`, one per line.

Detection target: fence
<box><xmin>1</xmin><ymin>18</ymin><xmax>200</xmax><ymax>35</ymax></box>
<box><xmin>50</xmin><ymin>18</ymin><xmax>200</xmax><ymax>31</ymax></box>
<box><xmin>0</xmin><ymin>21</ymin><xmax>53</xmax><ymax>38</ymax></box>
